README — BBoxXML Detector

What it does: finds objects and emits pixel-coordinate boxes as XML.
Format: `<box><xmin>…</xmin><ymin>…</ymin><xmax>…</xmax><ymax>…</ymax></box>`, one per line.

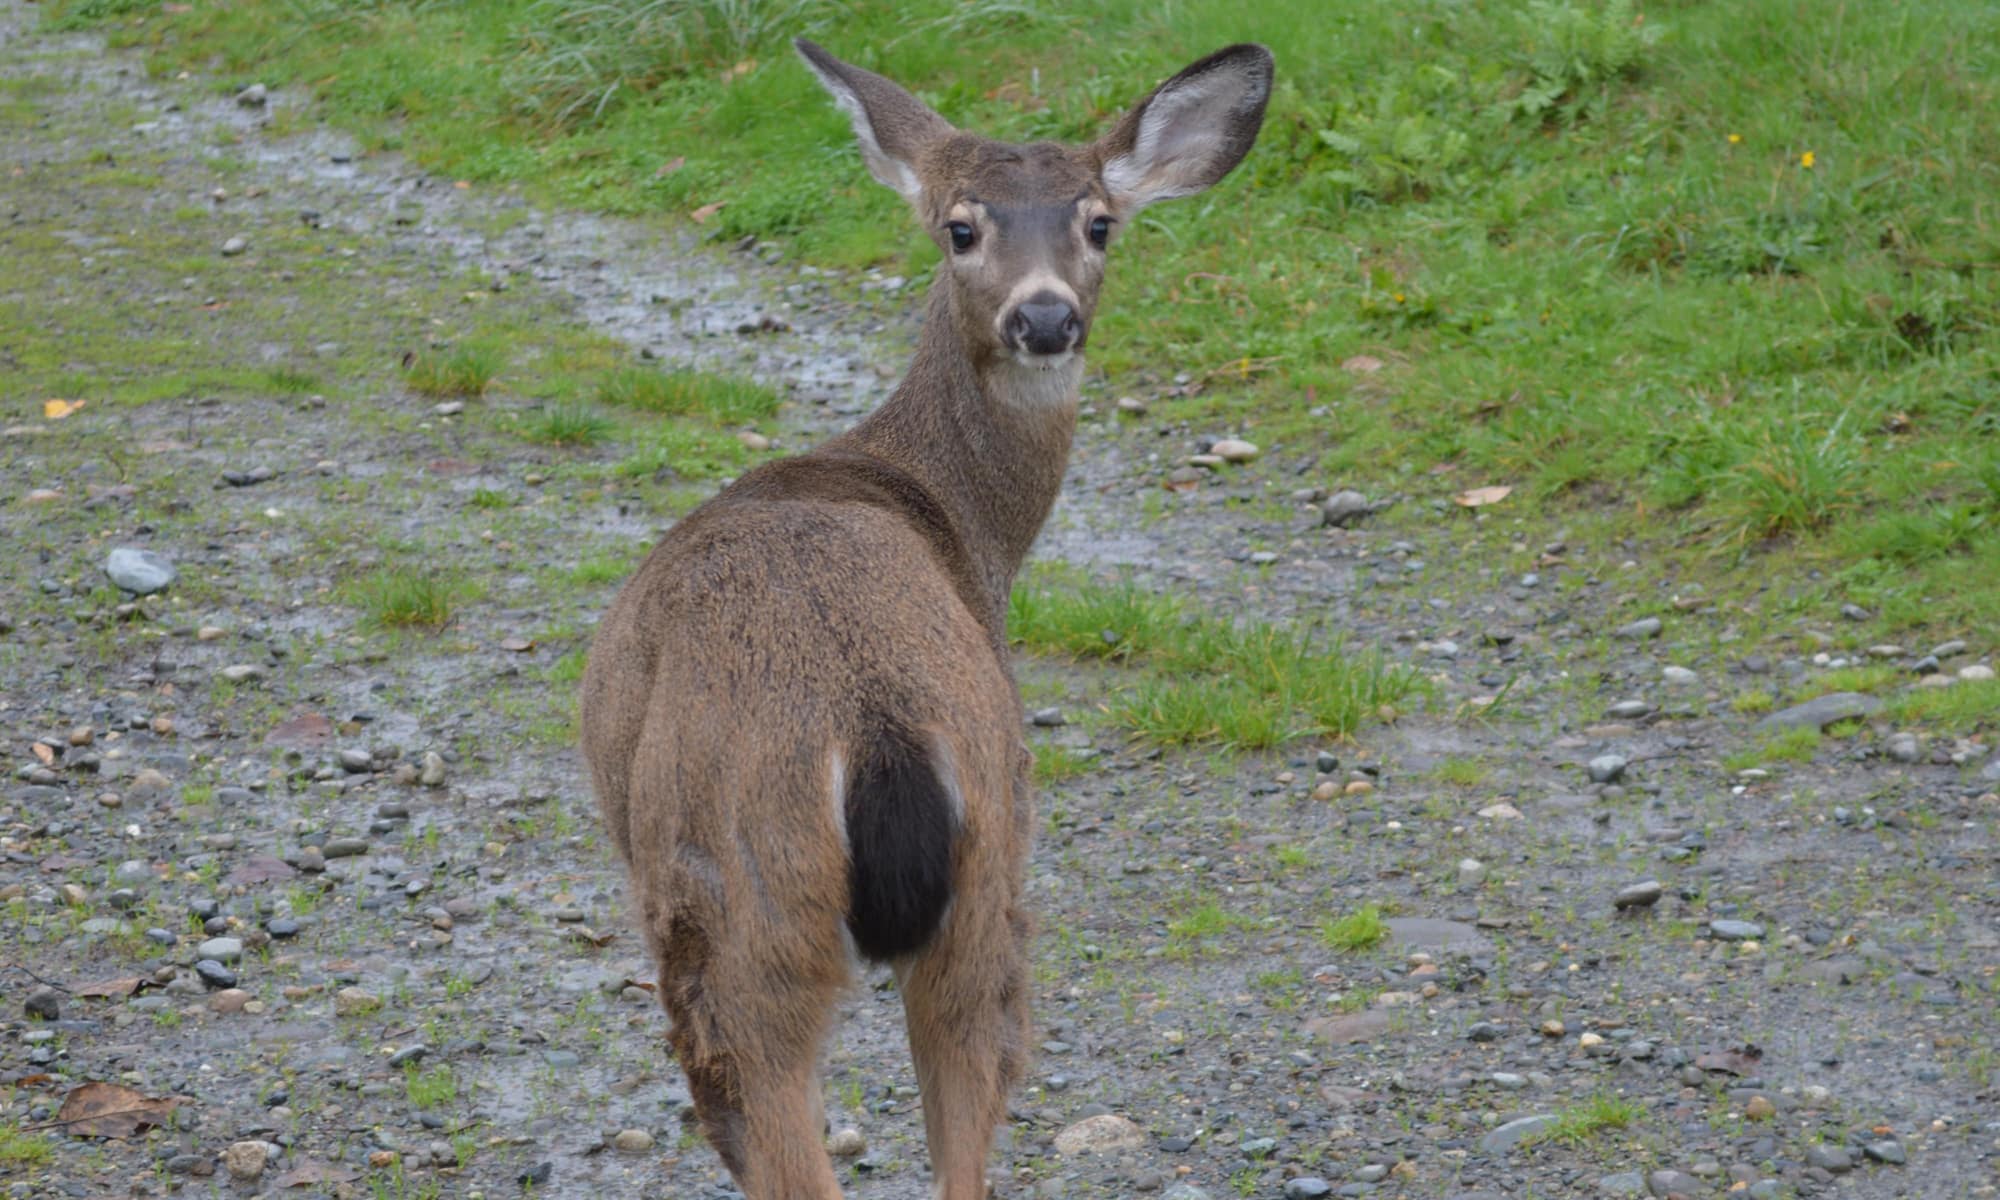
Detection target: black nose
<box><xmin>1007</xmin><ymin>299</ymin><xmax>1082</xmax><ymax>356</ymax></box>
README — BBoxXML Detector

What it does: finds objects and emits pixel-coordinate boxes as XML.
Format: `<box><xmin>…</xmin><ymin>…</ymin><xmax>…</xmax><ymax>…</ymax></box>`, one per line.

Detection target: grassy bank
<box><xmin>46</xmin><ymin>0</ymin><xmax>2000</xmax><ymax>636</ymax></box>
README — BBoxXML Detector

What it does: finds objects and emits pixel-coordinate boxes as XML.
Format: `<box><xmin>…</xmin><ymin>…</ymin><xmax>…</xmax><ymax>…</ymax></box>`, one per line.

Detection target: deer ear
<box><xmin>796</xmin><ymin>39</ymin><xmax>954</xmax><ymax>205</ymax></box>
<box><xmin>1095</xmin><ymin>44</ymin><xmax>1273</xmax><ymax>214</ymax></box>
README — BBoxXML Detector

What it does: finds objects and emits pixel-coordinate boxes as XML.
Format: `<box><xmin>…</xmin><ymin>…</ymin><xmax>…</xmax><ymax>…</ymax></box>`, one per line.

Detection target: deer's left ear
<box><xmin>1094</xmin><ymin>44</ymin><xmax>1273</xmax><ymax>214</ymax></box>
<box><xmin>797</xmin><ymin>39</ymin><xmax>955</xmax><ymax>205</ymax></box>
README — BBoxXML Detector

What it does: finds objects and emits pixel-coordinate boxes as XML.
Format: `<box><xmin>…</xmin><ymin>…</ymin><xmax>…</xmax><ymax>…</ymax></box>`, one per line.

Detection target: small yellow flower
<box><xmin>1727</xmin><ymin>133</ymin><xmax>1742</xmax><ymax>144</ymax></box>
<box><xmin>1393</xmin><ymin>292</ymin><xmax>1406</xmax><ymax>304</ymax></box>
<box><xmin>1801</xmin><ymin>150</ymin><xmax>1816</xmax><ymax>169</ymax></box>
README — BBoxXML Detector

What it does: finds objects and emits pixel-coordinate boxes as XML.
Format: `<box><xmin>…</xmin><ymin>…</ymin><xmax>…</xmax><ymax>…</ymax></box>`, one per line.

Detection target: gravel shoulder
<box><xmin>3</xmin><ymin>9</ymin><xmax>1997</xmax><ymax>1200</ymax></box>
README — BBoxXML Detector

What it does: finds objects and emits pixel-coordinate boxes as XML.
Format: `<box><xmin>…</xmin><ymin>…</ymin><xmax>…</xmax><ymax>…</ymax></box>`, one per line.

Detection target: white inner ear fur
<box><xmin>804</xmin><ymin>62</ymin><xmax>924</xmax><ymax>202</ymax></box>
<box><xmin>1102</xmin><ymin>70</ymin><xmax>1250</xmax><ymax>209</ymax></box>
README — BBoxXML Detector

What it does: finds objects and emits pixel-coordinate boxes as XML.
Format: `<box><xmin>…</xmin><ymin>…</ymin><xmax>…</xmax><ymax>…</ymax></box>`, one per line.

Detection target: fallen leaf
<box><xmin>273</xmin><ymin>1162</ymin><xmax>361</xmax><ymax>1188</ymax></box>
<box><xmin>1695</xmin><ymin>1044</ymin><xmax>1764</xmax><ymax>1076</ymax></box>
<box><xmin>265</xmin><ymin>712</ymin><xmax>334</xmax><ymax>748</ymax></box>
<box><xmin>1454</xmin><ymin>485</ymin><xmax>1513</xmax><ymax>508</ymax></box>
<box><xmin>618</xmin><ymin>978</ymin><xmax>656</xmax><ymax>993</ymax></box>
<box><xmin>655</xmin><ymin>156</ymin><xmax>686</xmax><ymax>176</ymax></box>
<box><xmin>1340</xmin><ymin>355</ymin><xmax>1384</xmax><ymax>374</ymax></box>
<box><xmin>722</xmin><ymin>58</ymin><xmax>756</xmax><ymax>81</ymax></box>
<box><xmin>30</xmin><ymin>742</ymin><xmax>54</xmax><ymax>765</ymax></box>
<box><xmin>39</xmin><ymin>854</ymin><xmax>92</xmax><ymax>872</ymax></box>
<box><xmin>76</xmin><ymin>977</ymin><xmax>146</xmax><ymax>999</ymax></box>
<box><xmin>43</xmin><ymin>399</ymin><xmax>85</xmax><ymax>419</ymax></box>
<box><xmin>499</xmin><ymin>637</ymin><xmax>535</xmax><ymax>653</ymax></box>
<box><xmin>690</xmin><ymin>201</ymin><xmax>726</xmax><ymax>224</ymax></box>
<box><xmin>454</xmin><ymin>180</ymin><xmax>471</xmax><ymax>190</ymax></box>
<box><xmin>567</xmin><ymin>926</ymin><xmax>617</xmax><ymax>948</ymax></box>
<box><xmin>50</xmin><ymin>1082</ymin><xmax>179</xmax><ymax>1139</ymax></box>
<box><xmin>226</xmin><ymin>855</ymin><xmax>298</xmax><ymax>886</ymax></box>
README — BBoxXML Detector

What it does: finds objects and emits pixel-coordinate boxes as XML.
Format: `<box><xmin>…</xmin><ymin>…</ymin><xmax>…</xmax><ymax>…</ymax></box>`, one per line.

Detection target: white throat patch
<box><xmin>989</xmin><ymin>353</ymin><xmax>1083</xmax><ymax>411</ymax></box>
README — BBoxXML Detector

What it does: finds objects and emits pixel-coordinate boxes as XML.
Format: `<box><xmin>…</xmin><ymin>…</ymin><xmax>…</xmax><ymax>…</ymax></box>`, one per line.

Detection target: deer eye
<box><xmin>946</xmin><ymin>222</ymin><xmax>976</xmax><ymax>253</ymax></box>
<box><xmin>1088</xmin><ymin>215</ymin><xmax>1112</xmax><ymax>248</ymax></box>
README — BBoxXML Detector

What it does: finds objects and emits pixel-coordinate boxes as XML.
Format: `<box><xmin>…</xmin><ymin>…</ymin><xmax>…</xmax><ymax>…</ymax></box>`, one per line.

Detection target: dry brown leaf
<box><xmin>567</xmin><ymin>926</ymin><xmax>617</xmax><ymax>948</ymax></box>
<box><xmin>1695</xmin><ymin>1044</ymin><xmax>1763</xmax><ymax>1076</ymax></box>
<box><xmin>226</xmin><ymin>855</ymin><xmax>298</xmax><ymax>886</ymax></box>
<box><xmin>273</xmin><ymin>1162</ymin><xmax>361</xmax><ymax>1188</ymax></box>
<box><xmin>265</xmin><ymin>712</ymin><xmax>334</xmax><ymax>748</ymax></box>
<box><xmin>1340</xmin><ymin>355</ymin><xmax>1384</xmax><ymax>374</ymax></box>
<box><xmin>30</xmin><ymin>742</ymin><xmax>54</xmax><ymax>765</ymax></box>
<box><xmin>51</xmin><ymin>1082</ymin><xmax>179</xmax><ymax>1139</ymax></box>
<box><xmin>44</xmin><ymin>399</ymin><xmax>85</xmax><ymax>419</ymax></box>
<box><xmin>1454</xmin><ymin>485</ymin><xmax>1514</xmax><ymax>508</ymax></box>
<box><xmin>690</xmin><ymin>201</ymin><xmax>726</xmax><ymax>224</ymax></box>
<box><xmin>76</xmin><ymin>977</ymin><xmax>146</xmax><ymax>999</ymax></box>
<box><xmin>655</xmin><ymin>156</ymin><xmax>686</xmax><ymax>176</ymax></box>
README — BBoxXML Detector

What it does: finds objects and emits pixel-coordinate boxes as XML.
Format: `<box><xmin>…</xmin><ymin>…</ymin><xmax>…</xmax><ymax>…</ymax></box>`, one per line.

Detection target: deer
<box><xmin>579</xmin><ymin>38</ymin><xmax>1271</xmax><ymax>1200</ymax></box>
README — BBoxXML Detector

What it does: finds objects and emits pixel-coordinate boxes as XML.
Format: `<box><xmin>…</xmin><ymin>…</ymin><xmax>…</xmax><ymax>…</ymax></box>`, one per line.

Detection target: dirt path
<box><xmin>3</xmin><ymin>8</ymin><xmax>1996</xmax><ymax>1200</ymax></box>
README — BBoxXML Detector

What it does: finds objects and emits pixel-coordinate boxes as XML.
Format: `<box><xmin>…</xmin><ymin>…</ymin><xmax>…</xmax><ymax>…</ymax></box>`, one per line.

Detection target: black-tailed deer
<box><xmin>581</xmin><ymin>39</ymin><xmax>1270</xmax><ymax>1199</ymax></box>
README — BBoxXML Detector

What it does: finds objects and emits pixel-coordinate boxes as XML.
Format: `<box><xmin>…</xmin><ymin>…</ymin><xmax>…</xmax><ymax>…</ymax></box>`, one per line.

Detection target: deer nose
<box><xmin>1007</xmin><ymin>298</ymin><xmax>1082</xmax><ymax>356</ymax></box>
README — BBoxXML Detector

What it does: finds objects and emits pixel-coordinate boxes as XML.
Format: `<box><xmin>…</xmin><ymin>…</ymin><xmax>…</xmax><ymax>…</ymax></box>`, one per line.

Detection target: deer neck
<box><xmin>836</xmin><ymin>280</ymin><xmax>1079</xmax><ymax>632</ymax></box>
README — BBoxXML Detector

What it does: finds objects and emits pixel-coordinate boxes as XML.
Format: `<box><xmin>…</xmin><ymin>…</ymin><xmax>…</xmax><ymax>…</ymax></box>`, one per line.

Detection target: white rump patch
<box><xmin>826</xmin><ymin>747</ymin><xmax>848</xmax><ymax>852</ymax></box>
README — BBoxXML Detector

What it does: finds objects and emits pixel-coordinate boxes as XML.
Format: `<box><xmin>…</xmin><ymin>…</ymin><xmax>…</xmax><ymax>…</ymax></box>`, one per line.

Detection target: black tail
<box><xmin>844</xmin><ymin>724</ymin><xmax>957</xmax><ymax>960</ymax></box>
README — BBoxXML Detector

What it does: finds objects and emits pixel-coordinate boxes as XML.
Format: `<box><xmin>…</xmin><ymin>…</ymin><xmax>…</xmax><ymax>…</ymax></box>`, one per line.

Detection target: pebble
<box><xmin>827</xmin><ymin>1127</ymin><xmax>866</xmax><ymax>1157</ymax></box>
<box><xmin>1614</xmin><ymin>880</ymin><xmax>1663</xmax><ymax>909</ymax></box>
<box><xmin>1863</xmin><ymin>1139</ymin><xmax>1907</xmax><ymax>1165</ymax></box>
<box><xmin>195</xmin><ymin>959</ymin><xmax>238</xmax><ymax>988</ymax></box>
<box><xmin>1457</xmin><ymin>857</ymin><xmax>1486</xmax><ymax>887</ymax></box>
<box><xmin>105</xmin><ymin>547</ymin><xmax>175</xmax><ymax>594</ymax></box>
<box><xmin>1606</xmin><ymin>700</ymin><xmax>1652</xmax><ymax>720</ymax></box>
<box><xmin>235</xmin><ymin>83</ymin><xmax>268</xmax><ymax>107</ymax></box>
<box><xmin>1804</xmin><ymin>1145</ymin><xmax>1852</xmax><ymax>1172</ymax></box>
<box><xmin>1661</xmin><ymin>665</ymin><xmax>1697</xmax><ymax>686</ymax></box>
<box><xmin>25</xmin><ymin>985</ymin><xmax>61</xmax><ymax>1020</ymax></box>
<box><xmin>1284</xmin><ymin>1180</ymin><xmax>1332</xmax><ymax>1199</ymax></box>
<box><xmin>1053</xmin><ymin>1113</ymin><xmax>1145</xmax><ymax>1155</ymax></box>
<box><xmin>339</xmin><ymin>748</ymin><xmax>375</xmax><ymax>773</ymax></box>
<box><xmin>334</xmin><ymin>987</ymin><xmax>382</xmax><ymax>1016</ymax></box>
<box><xmin>217</xmin><ymin>663</ymin><xmax>267</xmax><ymax>683</ymax></box>
<box><xmin>197</xmin><ymin>936</ymin><xmax>243</xmax><ymax>963</ymax></box>
<box><xmin>323</xmin><ymin>837</ymin><xmax>369</xmax><ymax>858</ymax></box>
<box><xmin>209</xmin><ymin>988</ymin><xmax>250</xmax><ymax>1014</ymax></box>
<box><xmin>1885</xmin><ymin>732</ymin><xmax>1921</xmax><ymax>763</ymax></box>
<box><xmin>1477</xmin><ymin>802</ymin><xmax>1522</xmax><ymax>820</ymax></box>
<box><xmin>419</xmin><ymin>751</ymin><xmax>447</xmax><ymax>787</ymax></box>
<box><xmin>1480</xmin><ymin>1113</ymin><xmax>1556</xmax><ymax>1153</ymax></box>
<box><xmin>1754</xmin><ymin>691</ymin><xmax>1881</xmax><ymax>732</ymax></box>
<box><xmin>1210</xmin><ymin>438</ymin><xmax>1258</xmax><ymax>463</ymax></box>
<box><xmin>224</xmin><ymin>1140</ymin><xmax>268</xmax><ymax>1180</ymax></box>
<box><xmin>611</xmin><ymin>1128</ymin><xmax>654</xmax><ymax>1153</ymax></box>
<box><xmin>1648</xmin><ymin>1169</ymin><xmax>1701</xmax><ymax>1196</ymax></box>
<box><xmin>1030</xmin><ymin>707</ymin><xmax>1066</xmax><ymax>727</ymax></box>
<box><xmin>1961</xmin><ymin>664</ymin><xmax>1996</xmax><ymax>681</ymax></box>
<box><xmin>1587</xmin><ymin>754</ymin><xmax>1628</xmax><ymax>784</ymax></box>
<box><xmin>1321</xmin><ymin>490</ymin><xmax>1375</xmax><ymax>528</ymax></box>
<box><xmin>1598</xmin><ymin>1172</ymin><xmax>1644</xmax><ymax>1196</ymax></box>
<box><xmin>1708</xmin><ymin>919</ymin><xmax>1764</xmax><ymax>941</ymax></box>
<box><xmin>387</xmin><ymin>1044</ymin><xmax>429</xmax><ymax>1067</ymax></box>
<box><xmin>267</xmin><ymin>917</ymin><xmax>301</xmax><ymax>938</ymax></box>
<box><xmin>1743</xmin><ymin>1095</ymin><xmax>1775</xmax><ymax>1120</ymax></box>
<box><xmin>221</xmin><ymin>235</ymin><xmax>248</xmax><ymax>256</ymax></box>
<box><xmin>1615</xmin><ymin>616</ymin><xmax>1662</xmax><ymax>639</ymax></box>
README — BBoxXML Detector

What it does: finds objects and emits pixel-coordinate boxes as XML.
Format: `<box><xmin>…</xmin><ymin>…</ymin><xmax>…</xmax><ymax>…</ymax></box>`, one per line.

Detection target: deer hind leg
<box><xmin>898</xmin><ymin>864</ymin><xmax>1031</xmax><ymax>1200</ymax></box>
<box><xmin>655</xmin><ymin>908</ymin><xmax>847</xmax><ymax>1200</ymax></box>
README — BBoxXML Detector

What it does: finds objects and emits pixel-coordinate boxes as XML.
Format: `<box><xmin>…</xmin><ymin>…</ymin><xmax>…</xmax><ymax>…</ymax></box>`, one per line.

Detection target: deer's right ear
<box><xmin>796</xmin><ymin>40</ymin><xmax>953</xmax><ymax>205</ymax></box>
<box><xmin>1094</xmin><ymin>44</ymin><xmax>1273</xmax><ymax>215</ymax></box>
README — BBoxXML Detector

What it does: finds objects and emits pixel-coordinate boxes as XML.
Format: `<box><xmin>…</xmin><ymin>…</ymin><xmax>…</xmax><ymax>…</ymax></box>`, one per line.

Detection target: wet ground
<box><xmin>3</xmin><ymin>7</ymin><xmax>1997</xmax><ymax>1200</ymax></box>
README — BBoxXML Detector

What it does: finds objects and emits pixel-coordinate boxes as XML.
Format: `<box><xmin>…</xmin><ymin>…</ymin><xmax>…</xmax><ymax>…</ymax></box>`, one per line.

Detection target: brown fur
<box><xmin>581</xmin><ymin>40</ymin><xmax>1271</xmax><ymax>1200</ymax></box>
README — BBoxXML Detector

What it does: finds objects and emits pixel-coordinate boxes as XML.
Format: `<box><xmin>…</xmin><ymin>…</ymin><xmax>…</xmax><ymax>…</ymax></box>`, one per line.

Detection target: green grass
<box><xmin>1431</xmin><ymin>756</ymin><xmax>1490</xmax><ymax>787</ymax></box>
<box><xmin>1531</xmin><ymin>1092</ymin><xmax>1645</xmax><ymax>1147</ymax></box>
<box><xmin>346</xmin><ymin>567</ymin><xmax>469</xmax><ymax>630</ymax></box>
<box><xmin>404</xmin><ymin>343</ymin><xmax>506</xmax><ymax>398</ymax></box>
<box><xmin>1031</xmin><ymin>743</ymin><xmax>1093</xmax><ymax>787</ymax></box>
<box><xmin>597</xmin><ymin>367</ymin><xmax>781</xmax><ymax>424</ymax></box>
<box><xmin>1011</xmin><ymin>572</ymin><xmax>1425</xmax><ymax>748</ymax></box>
<box><xmin>1884</xmin><ymin>679</ymin><xmax>2000</xmax><ymax>732</ymax></box>
<box><xmin>1722</xmin><ymin>726</ymin><xmax>1822</xmax><ymax>772</ymax></box>
<box><xmin>404</xmin><ymin>1064</ymin><xmax>458</xmax><ymax>1109</ymax></box>
<box><xmin>63</xmin><ymin>0</ymin><xmax>2000</xmax><ymax>640</ymax></box>
<box><xmin>524</xmin><ymin>401</ymin><xmax>616</xmax><ymax>446</ymax></box>
<box><xmin>0</xmin><ymin>1123</ymin><xmax>51</xmax><ymax>1167</ymax></box>
<box><xmin>1165</xmin><ymin>898</ymin><xmax>1256</xmax><ymax>960</ymax></box>
<box><xmin>1317</xmin><ymin>903</ymin><xmax>1389</xmax><ymax>952</ymax></box>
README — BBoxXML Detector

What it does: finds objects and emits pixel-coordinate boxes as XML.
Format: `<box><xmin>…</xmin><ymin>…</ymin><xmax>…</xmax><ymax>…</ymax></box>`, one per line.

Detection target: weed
<box><xmin>405</xmin><ymin>1064</ymin><xmax>457</xmax><ymax>1109</ymax></box>
<box><xmin>347</xmin><ymin>568</ymin><xmax>467</xmax><ymax>630</ymax></box>
<box><xmin>1884</xmin><ymin>679</ymin><xmax>2000</xmax><ymax>732</ymax></box>
<box><xmin>1031</xmin><ymin>743</ymin><xmax>1092</xmax><ymax>787</ymax></box>
<box><xmin>1722</xmin><ymin>726</ymin><xmax>1821</xmax><ymax>771</ymax></box>
<box><xmin>596</xmin><ymin>366</ymin><xmax>780</xmax><ymax>424</ymax></box>
<box><xmin>1318</xmin><ymin>904</ymin><xmax>1389</xmax><ymax>952</ymax></box>
<box><xmin>524</xmin><ymin>401</ymin><xmax>615</xmax><ymax>447</ymax></box>
<box><xmin>1532</xmin><ymin>1091</ymin><xmax>1644</xmax><ymax>1147</ymax></box>
<box><xmin>468</xmin><ymin>486</ymin><xmax>512</xmax><ymax>509</ymax></box>
<box><xmin>404</xmin><ymin>343</ymin><xmax>505</xmax><ymax>398</ymax></box>
<box><xmin>0</xmin><ymin>1123</ymin><xmax>51</xmax><ymax>1166</ymax></box>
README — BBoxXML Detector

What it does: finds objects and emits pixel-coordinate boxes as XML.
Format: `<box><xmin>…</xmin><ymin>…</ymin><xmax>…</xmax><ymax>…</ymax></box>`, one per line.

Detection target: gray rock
<box><xmin>1030</xmin><ymin>707</ymin><xmax>1066</xmax><ymax>727</ymax></box>
<box><xmin>1479</xmin><ymin>1114</ymin><xmax>1556</xmax><ymax>1154</ymax></box>
<box><xmin>197</xmin><ymin>937</ymin><xmax>243</xmax><ymax>963</ymax></box>
<box><xmin>1885</xmin><ymin>733</ymin><xmax>1920</xmax><ymax>763</ymax></box>
<box><xmin>1383</xmin><ymin>917</ymin><xmax>1491</xmax><ymax>955</ymax></box>
<box><xmin>1615</xmin><ymin>617</ymin><xmax>1662</xmax><ymax>639</ymax></box>
<box><xmin>105</xmin><ymin>547</ymin><xmax>175</xmax><ymax>595</ymax></box>
<box><xmin>222</xmin><ymin>236</ymin><xmax>248</xmax><ymax>256</ymax></box>
<box><xmin>194</xmin><ymin>960</ymin><xmax>238</xmax><ymax>988</ymax></box>
<box><xmin>1321</xmin><ymin>490</ymin><xmax>1376</xmax><ymax>528</ymax></box>
<box><xmin>235</xmin><ymin>83</ymin><xmax>268</xmax><ymax>107</ymax></box>
<box><xmin>387</xmin><ymin>1044</ymin><xmax>429</xmax><ymax>1067</ymax></box>
<box><xmin>1597</xmin><ymin>1173</ymin><xmax>1644</xmax><ymax>1197</ymax></box>
<box><xmin>1352</xmin><ymin>1165</ymin><xmax>1388</xmax><ymax>1183</ymax></box>
<box><xmin>827</xmin><ymin>1127</ymin><xmax>866</xmax><ymax>1157</ymax></box>
<box><xmin>1614</xmin><ymin>880</ymin><xmax>1663</xmax><ymax>909</ymax></box>
<box><xmin>1587</xmin><ymin>754</ymin><xmax>1628</xmax><ymax>784</ymax></box>
<box><xmin>1804</xmin><ymin>1144</ymin><xmax>1852</xmax><ymax>1172</ymax></box>
<box><xmin>1284</xmin><ymin>1180</ymin><xmax>1332</xmax><ymax>1200</ymax></box>
<box><xmin>1709</xmin><ymin>919</ymin><xmax>1764</xmax><ymax>941</ymax></box>
<box><xmin>323</xmin><ymin>837</ymin><xmax>369</xmax><ymax>858</ymax></box>
<box><xmin>25</xmin><ymin>985</ymin><xmax>61</xmax><ymax>1020</ymax></box>
<box><xmin>217</xmin><ymin>663</ymin><xmax>266</xmax><ymax>684</ymax></box>
<box><xmin>338</xmin><ymin>748</ymin><xmax>375</xmax><ymax>773</ymax></box>
<box><xmin>1661</xmin><ymin>666</ymin><xmax>1698</xmax><ymax>686</ymax></box>
<box><xmin>1754</xmin><ymin>691</ymin><xmax>1881</xmax><ymax>732</ymax></box>
<box><xmin>1606</xmin><ymin>700</ymin><xmax>1652</xmax><ymax>719</ymax></box>
<box><xmin>1163</xmin><ymin>1188</ymin><xmax>1213</xmax><ymax>1200</ymax></box>
<box><xmin>1863</xmin><ymin>1140</ymin><xmax>1906</xmax><ymax>1165</ymax></box>
<box><xmin>419</xmin><ymin>751</ymin><xmax>447</xmax><ymax>788</ymax></box>
<box><xmin>1648</xmin><ymin>1170</ymin><xmax>1700</xmax><ymax>1197</ymax></box>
